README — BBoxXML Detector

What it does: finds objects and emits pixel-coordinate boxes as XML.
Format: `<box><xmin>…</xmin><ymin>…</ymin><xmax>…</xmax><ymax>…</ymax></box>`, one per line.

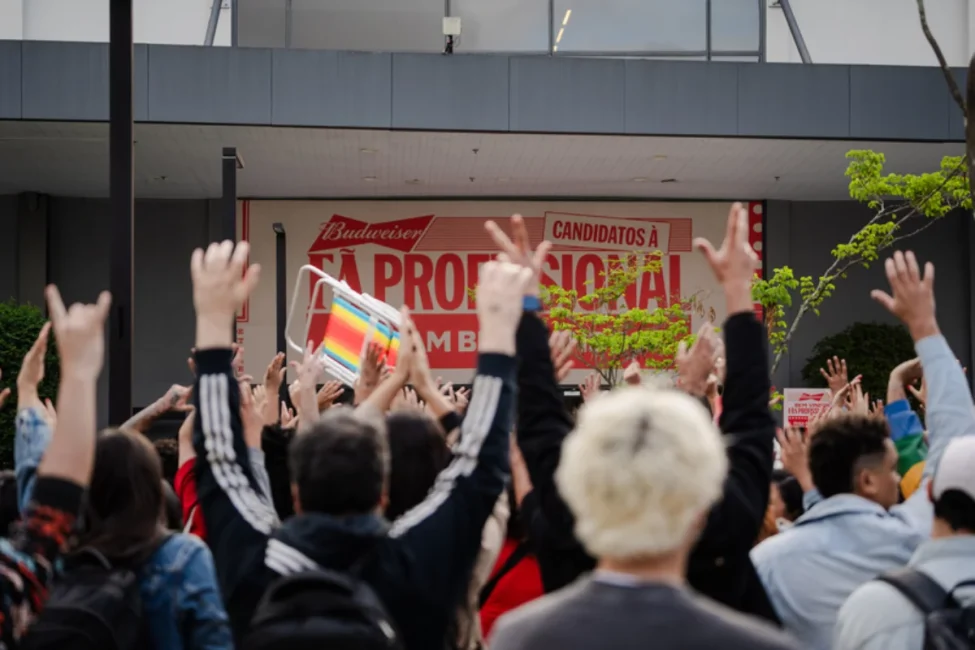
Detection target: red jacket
<box><xmin>480</xmin><ymin>538</ymin><xmax>544</xmax><ymax>640</ymax></box>
<box><xmin>175</xmin><ymin>458</ymin><xmax>207</xmax><ymax>539</ymax></box>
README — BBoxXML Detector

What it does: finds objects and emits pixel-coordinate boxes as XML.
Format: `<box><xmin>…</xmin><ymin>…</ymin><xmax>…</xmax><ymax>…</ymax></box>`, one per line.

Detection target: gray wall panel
<box><xmin>131</xmin><ymin>200</ymin><xmax>208</xmax><ymax>407</ymax></box>
<box><xmin>764</xmin><ymin>200</ymin><xmax>971</xmax><ymax>392</ymax></box>
<box><xmin>392</xmin><ymin>54</ymin><xmax>509</xmax><ymax>131</ymax></box>
<box><xmin>0</xmin><ymin>42</ymin><xmax>21</xmax><ymax>119</ymax></box>
<box><xmin>624</xmin><ymin>60</ymin><xmax>738</xmax><ymax>135</ymax></box>
<box><xmin>22</xmin><ymin>42</ymin><xmax>109</xmax><ymax>121</ymax></box>
<box><xmin>147</xmin><ymin>45</ymin><xmax>272</xmax><ymax>124</ymax></box>
<box><xmin>510</xmin><ymin>57</ymin><xmax>625</xmax><ymax>133</ymax></box>
<box><xmin>738</xmin><ymin>64</ymin><xmax>850</xmax><ymax>138</ymax></box>
<box><xmin>4</xmin><ymin>42</ymin><xmax>968</xmax><ymax>141</ymax></box>
<box><xmin>272</xmin><ymin>50</ymin><xmax>392</xmax><ymax>128</ymax></box>
<box><xmin>850</xmin><ymin>66</ymin><xmax>951</xmax><ymax>141</ymax></box>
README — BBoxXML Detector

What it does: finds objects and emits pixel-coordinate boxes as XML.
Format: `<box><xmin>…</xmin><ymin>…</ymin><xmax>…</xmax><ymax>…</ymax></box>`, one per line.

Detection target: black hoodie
<box><xmin>192</xmin><ymin>348</ymin><xmax>516</xmax><ymax>649</ymax></box>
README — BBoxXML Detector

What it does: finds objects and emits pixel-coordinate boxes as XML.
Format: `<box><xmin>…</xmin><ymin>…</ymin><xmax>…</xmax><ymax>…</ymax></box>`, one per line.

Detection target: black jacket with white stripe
<box><xmin>514</xmin><ymin>311</ymin><xmax>779</xmax><ymax>623</ymax></box>
<box><xmin>192</xmin><ymin>348</ymin><xmax>516</xmax><ymax>649</ymax></box>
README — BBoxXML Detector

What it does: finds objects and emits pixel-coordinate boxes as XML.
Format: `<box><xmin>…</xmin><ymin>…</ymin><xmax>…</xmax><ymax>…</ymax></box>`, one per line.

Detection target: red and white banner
<box><xmin>784</xmin><ymin>388</ymin><xmax>832</xmax><ymax>427</ymax></box>
<box><xmin>237</xmin><ymin>200</ymin><xmax>764</xmax><ymax>384</ymax></box>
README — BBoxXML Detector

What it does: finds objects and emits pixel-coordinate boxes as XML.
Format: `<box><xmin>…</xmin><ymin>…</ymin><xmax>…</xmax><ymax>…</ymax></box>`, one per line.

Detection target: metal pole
<box><xmin>109</xmin><ymin>0</ymin><xmax>134</xmax><ymax>426</ymax></box>
<box><xmin>548</xmin><ymin>0</ymin><xmax>555</xmax><ymax>54</ymax></box>
<box><xmin>204</xmin><ymin>0</ymin><xmax>221</xmax><ymax>46</ymax></box>
<box><xmin>705</xmin><ymin>0</ymin><xmax>712</xmax><ymax>61</ymax></box>
<box><xmin>273</xmin><ymin>223</ymin><xmax>288</xmax><ymax>406</ymax></box>
<box><xmin>222</xmin><ymin>147</ymin><xmax>239</xmax><ymax>342</ymax></box>
<box><xmin>758</xmin><ymin>0</ymin><xmax>767</xmax><ymax>62</ymax></box>
<box><xmin>778</xmin><ymin>0</ymin><xmax>811</xmax><ymax>63</ymax></box>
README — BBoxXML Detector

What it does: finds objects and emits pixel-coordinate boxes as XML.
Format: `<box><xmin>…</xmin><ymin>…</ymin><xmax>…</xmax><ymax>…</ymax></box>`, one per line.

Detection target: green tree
<box><xmin>545</xmin><ymin>252</ymin><xmax>710</xmax><ymax>385</ymax></box>
<box><xmin>752</xmin><ymin>151</ymin><xmax>970</xmax><ymax>374</ymax></box>
<box><xmin>0</xmin><ymin>300</ymin><xmax>58</xmax><ymax>468</ymax></box>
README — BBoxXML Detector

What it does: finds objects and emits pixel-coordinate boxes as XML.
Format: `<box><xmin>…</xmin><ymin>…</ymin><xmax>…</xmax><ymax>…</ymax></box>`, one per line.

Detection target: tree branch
<box><xmin>917</xmin><ymin>0</ymin><xmax>966</xmax><ymax>115</ymax></box>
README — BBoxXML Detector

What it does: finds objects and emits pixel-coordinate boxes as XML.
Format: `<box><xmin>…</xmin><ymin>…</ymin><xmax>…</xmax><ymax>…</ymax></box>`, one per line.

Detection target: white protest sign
<box><xmin>784</xmin><ymin>388</ymin><xmax>832</xmax><ymax>427</ymax></box>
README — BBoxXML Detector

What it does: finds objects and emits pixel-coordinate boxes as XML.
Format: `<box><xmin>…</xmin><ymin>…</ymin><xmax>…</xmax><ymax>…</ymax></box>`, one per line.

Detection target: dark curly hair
<box><xmin>808</xmin><ymin>414</ymin><xmax>890</xmax><ymax>498</ymax></box>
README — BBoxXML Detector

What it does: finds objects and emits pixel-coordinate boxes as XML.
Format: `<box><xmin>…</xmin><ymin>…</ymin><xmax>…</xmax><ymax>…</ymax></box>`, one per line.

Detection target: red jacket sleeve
<box><xmin>175</xmin><ymin>458</ymin><xmax>207</xmax><ymax>540</ymax></box>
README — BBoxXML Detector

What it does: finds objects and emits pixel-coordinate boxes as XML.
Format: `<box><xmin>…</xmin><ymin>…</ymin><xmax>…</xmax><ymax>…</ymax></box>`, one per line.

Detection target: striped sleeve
<box><xmin>192</xmin><ymin>348</ymin><xmax>278</xmax><ymax>633</ymax></box>
<box><xmin>388</xmin><ymin>353</ymin><xmax>517</xmax><ymax>610</ymax></box>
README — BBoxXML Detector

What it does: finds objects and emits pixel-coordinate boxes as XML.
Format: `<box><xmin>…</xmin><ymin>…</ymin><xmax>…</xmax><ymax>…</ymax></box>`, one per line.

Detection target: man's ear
<box><xmin>854</xmin><ymin>466</ymin><xmax>877</xmax><ymax>498</ymax></box>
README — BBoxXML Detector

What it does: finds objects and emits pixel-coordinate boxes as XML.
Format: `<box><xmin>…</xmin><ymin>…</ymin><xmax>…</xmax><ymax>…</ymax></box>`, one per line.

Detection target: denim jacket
<box><xmin>750</xmin><ymin>334</ymin><xmax>975</xmax><ymax>650</ymax></box>
<box><xmin>141</xmin><ymin>533</ymin><xmax>234</xmax><ymax>650</ymax></box>
<box><xmin>15</xmin><ymin>409</ymin><xmax>234</xmax><ymax>650</ymax></box>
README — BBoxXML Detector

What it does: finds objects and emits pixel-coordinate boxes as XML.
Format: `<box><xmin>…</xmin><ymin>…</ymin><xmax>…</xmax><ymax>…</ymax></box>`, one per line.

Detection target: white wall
<box><xmin>767</xmin><ymin>0</ymin><xmax>973</xmax><ymax>66</ymax></box>
<box><xmin>5</xmin><ymin>0</ymin><xmax>231</xmax><ymax>45</ymax></box>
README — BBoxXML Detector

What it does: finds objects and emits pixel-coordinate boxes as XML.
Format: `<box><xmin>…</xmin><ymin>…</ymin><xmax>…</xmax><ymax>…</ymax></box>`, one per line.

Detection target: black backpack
<box><xmin>21</xmin><ymin>547</ymin><xmax>150</xmax><ymax>650</ymax></box>
<box><xmin>244</xmin><ymin>554</ymin><xmax>403</xmax><ymax>650</ymax></box>
<box><xmin>877</xmin><ymin>568</ymin><xmax>975</xmax><ymax>649</ymax></box>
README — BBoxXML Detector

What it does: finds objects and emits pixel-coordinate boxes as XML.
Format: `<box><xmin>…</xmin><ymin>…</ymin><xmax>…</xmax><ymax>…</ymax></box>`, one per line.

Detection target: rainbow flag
<box><xmin>322</xmin><ymin>294</ymin><xmax>400</xmax><ymax>375</ymax></box>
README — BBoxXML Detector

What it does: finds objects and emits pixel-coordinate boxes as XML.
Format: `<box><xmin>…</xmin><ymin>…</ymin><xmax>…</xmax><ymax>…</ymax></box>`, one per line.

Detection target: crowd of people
<box><xmin>0</xmin><ymin>203</ymin><xmax>971</xmax><ymax>649</ymax></box>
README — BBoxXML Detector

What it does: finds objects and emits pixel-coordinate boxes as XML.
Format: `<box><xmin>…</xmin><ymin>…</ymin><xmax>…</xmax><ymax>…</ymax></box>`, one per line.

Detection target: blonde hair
<box><xmin>556</xmin><ymin>386</ymin><xmax>728</xmax><ymax>558</ymax></box>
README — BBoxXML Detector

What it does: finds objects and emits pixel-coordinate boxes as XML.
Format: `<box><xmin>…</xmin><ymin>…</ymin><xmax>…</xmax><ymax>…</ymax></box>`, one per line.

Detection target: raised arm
<box><xmin>690</xmin><ymin>203</ymin><xmax>776</xmax><ymax>558</ymax></box>
<box><xmin>388</xmin><ymin>261</ymin><xmax>528</xmax><ymax>609</ymax></box>
<box><xmin>0</xmin><ymin>285</ymin><xmax>109</xmax><ymax>647</ymax></box>
<box><xmin>14</xmin><ymin>322</ymin><xmax>53</xmax><ymax>512</ymax></box>
<box><xmin>190</xmin><ymin>241</ymin><xmax>277</xmax><ymax>634</ymax></box>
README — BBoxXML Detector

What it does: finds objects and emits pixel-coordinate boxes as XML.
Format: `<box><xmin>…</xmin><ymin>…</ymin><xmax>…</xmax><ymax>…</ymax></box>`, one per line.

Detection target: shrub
<box><xmin>0</xmin><ymin>300</ymin><xmax>59</xmax><ymax>468</ymax></box>
<box><xmin>802</xmin><ymin>322</ymin><xmax>916</xmax><ymax>403</ymax></box>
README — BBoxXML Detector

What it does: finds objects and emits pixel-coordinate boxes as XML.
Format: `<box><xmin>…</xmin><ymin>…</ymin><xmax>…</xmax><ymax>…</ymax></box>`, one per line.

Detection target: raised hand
<box><xmin>908</xmin><ymin>378</ymin><xmax>927</xmax><ymax>410</ymax></box>
<box><xmin>280</xmin><ymin>401</ymin><xmax>297</xmax><ymax>430</ymax></box>
<box><xmin>622</xmin><ymin>360</ymin><xmax>642</xmax><ymax>386</ymax></box>
<box><xmin>484</xmin><ymin>214</ymin><xmax>552</xmax><ymax>298</ymax></box>
<box><xmin>17</xmin><ymin>321</ymin><xmax>51</xmax><ymax>410</ymax></box>
<box><xmin>549</xmin><ymin>330</ymin><xmax>576</xmax><ymax>384</ymax></box>
<box><xmin>262</xmin><ymin>352</ymin><xmax>286</xmax><ymax>424</ymax></box>
<box><xmin>290</xmin><ymin>341</ymin><xmax>325</xmax><ymax>429</ymax></box>
<box><xmin>316</xmin><ymin>380</ymin><xmax>345</xmax><ymax>412</ymax></box>
<box><xmin>819</xmin><ymin>356</ymin><xmax>849</xmax><ymax>395</ymax></box>
<box><xmin>359</xmin><ymin>342</ymin><xmax>385</xmax><ymax>392</ymax></box>
<box><xmin>776</xmin><ymin>427</ymin><xmax>812</xmax><ymax>492</ymax></box>
<box><xmin>475</xmin><ymin>261</ymin><xmax>534</xmax><ymax>356</ymax></box>
<box><xmin>240</xmin><ymin>378</ymin><xmax>263</xmax><ymax>449</ymax></box>
<box><xmin>675</xmin><ymin>326</ymin><xmax>719</xmax><ymax>397</ymax></box>
<box><xmin>191</xmin><ymin>240</ymin><xmax>260</xmax><ymax>349</ymax></box>
<box><xmin>579</xmin><ymin>373</ymin><xmax>601</xmax><ymax>403</ymax></box>
<box><xmin>693</xmin><ymin>202</ymin><xmax>759</xmax><ymax>315</ymax></box>
<box><xmin>870</xmin><ymin>251</ymin><xmax>938</xmax><ymax>341</ymax></box>
<box><xmin>47</xmin><ymin>285</ymin><xmax>112</xmax><ymax>380</ymax></box>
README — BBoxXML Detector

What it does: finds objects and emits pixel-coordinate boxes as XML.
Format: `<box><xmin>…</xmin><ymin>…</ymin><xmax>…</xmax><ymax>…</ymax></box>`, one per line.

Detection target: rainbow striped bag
<box><xmin>285</xmin><ymin>265</ymin><xmax>401</xmax><ymax>386</ymax></box>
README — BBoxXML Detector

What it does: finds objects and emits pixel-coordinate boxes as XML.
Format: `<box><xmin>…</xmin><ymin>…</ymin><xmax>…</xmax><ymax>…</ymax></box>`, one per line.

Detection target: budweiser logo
<box><xmin>799</xmin><ymin>393</ymin><xmax>826</xmax><ymax>401</ymax></box>
<box><xmin>308</xmin><ymin>214</ymin><xmax>434</xmax><ymax>253</ymax></box>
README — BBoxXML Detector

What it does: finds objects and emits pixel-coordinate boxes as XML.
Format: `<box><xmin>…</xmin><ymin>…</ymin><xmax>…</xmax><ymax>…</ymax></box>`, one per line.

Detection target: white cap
<box><xmin>932</xmin><ymin>436</ymin><xmax>975</xmax><ymax>502</ymax></box>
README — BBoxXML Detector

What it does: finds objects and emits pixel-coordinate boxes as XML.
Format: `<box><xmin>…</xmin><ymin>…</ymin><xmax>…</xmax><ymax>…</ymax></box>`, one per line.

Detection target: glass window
<box><xmin>710</xmin><ymin>0</ymin><xmax>761</xmax><ymax>53</ymax></box>
<box><xmin>290</xmin><ymin>0</ymin><xmax>444</xmax><ymax>52</ymax></box>
<box><xmin>237</xmin><ymin>0</ymin><xmax>287</xmax><ymax>48</ymax></box>
<box><xmin>452</xmin><ymin>0</ymin><xmax>549</xmax><ymax>52</ymax></box>
<box><xmin>552</xmin><ymin>0</ymin><xmax>707</xmax><ymax>54</ymax></box>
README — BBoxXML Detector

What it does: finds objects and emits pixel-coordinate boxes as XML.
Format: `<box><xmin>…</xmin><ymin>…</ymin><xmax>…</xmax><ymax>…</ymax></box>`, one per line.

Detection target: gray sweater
<box><xmin>489</xmin><ymin>576</ymin><xmax>798</xmax><ymax>650</ymax></box>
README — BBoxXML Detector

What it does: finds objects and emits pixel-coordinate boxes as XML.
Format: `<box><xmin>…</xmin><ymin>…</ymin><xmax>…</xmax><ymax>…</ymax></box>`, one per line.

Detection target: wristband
<box><xmin>523</xmin><ymin>296</ymin><xmax>542</xmax><ymax>312</ymax></box>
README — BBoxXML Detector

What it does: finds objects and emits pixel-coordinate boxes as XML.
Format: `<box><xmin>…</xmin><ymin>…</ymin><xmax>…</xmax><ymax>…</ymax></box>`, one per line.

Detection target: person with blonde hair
<box><xmin>490</xmin><ymin>206</ymin><xmax>796</xmax><ymax>650</ymax></box>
